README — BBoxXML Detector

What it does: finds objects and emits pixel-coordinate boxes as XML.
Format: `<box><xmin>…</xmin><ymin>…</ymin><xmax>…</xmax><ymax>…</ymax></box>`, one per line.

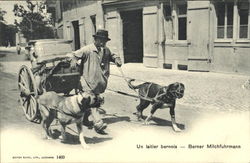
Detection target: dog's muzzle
<box><xmin>79</xmin><ymin>92</ymin><xmax>104</xmax><ymax>107</ymax></box>
<box><xmin>175</xmin><ymin>89</ymin><xmax>184</xmax><ymax>99</ymax></box>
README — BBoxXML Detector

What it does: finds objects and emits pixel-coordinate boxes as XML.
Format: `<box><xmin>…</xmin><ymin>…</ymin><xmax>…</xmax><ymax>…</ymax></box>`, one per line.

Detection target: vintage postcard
<box><xmin>1</xmin><ymin>0</ymin><xmax>250</xmax><ymax>162</ymax></box>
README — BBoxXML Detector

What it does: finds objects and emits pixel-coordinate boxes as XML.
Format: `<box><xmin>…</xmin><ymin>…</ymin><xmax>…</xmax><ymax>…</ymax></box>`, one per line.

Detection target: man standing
<box><xmin>67</xmin><ymin>29</ymin><xmax>122</xmax><ymax>133</ymax></box>
<box><xmin>16</xmin><ymin>43</ymin><xmax>21</xmax><ymax>55</ymax></box>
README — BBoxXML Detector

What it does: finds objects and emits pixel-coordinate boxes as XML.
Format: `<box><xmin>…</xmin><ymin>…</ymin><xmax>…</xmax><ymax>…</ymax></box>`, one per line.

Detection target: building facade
<box><xmin>50</xmin><ymin>0</ymin><xmax>250</xmax><ymax>75</ymax></box>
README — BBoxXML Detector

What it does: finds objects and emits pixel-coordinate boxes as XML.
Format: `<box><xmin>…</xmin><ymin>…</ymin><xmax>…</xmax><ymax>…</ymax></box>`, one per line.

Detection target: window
<box><xmin>177</xmin><ymin>4</ymin><xmax>187</xmax><ymax>40</ymax></box>
<box><xmin>216</xmin><ymin>2</ymin><xmax>234</xmax><ymax>39</ymax></box>
<box><xmin>215</xmin><ymin>1</ymin><xmax>250</xmax><ymax>40</ymax></box>
<box><xmin>238</xmin><ymin>1</ymin><xmax>249</xmax><ymax>38</ymax></box>
<box><xmin>163</xmin><ymin>2</ymin><xmax>187</xmax><ymax>41</ymax></box>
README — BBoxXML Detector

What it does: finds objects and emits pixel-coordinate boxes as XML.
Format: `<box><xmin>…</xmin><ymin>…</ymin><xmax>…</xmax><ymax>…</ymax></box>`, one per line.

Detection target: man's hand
<box><xmin>69</xmin><ymin>58</ymin><xmax>78</xmax><ymax>69</ymax></box>
<box><xmin>115</xmin><ymin>57</ymin><xmax>122</xmax><ymax>67</ymax></box>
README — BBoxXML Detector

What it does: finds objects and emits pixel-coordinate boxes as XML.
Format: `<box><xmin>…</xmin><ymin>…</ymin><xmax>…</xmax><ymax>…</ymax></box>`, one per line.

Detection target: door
<box><xmin>143</xmin><ymin>6</ymin><xmax>158</xmax><ymax>67</ymax></box>
<box><xmin>120</xmin><ymin>9</ymin><xmax>143</xmax><ymax>63</ymax></box>
<box><xmin>187</xmin><ymin>1</ymin><xmax>211</xmax><ymax>71</ymax></box>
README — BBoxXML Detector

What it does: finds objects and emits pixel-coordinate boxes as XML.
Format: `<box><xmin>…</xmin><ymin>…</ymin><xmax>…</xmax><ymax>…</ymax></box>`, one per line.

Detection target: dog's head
<box><xmin>77</xmin><ymin>91</ymin><xmax>104</xmax><ymax>108</ymax></box>
<box><xmin>167</xmin><ymin>82</ymin><xmax>185</xmax><ymax>99</ymax></box>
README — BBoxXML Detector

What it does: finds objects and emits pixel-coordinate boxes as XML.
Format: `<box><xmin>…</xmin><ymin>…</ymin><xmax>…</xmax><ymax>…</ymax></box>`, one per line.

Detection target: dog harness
<box><xmin>50</xmin><ymin>94</ymin><xmax>86</xmax><ymax>119</ymax></box>
<box><xmin>143</xmin><ymin>83</ymin><xmax>183</xmax><ymax>103</ymax></box>
<box><xmin>138</xmin><ymin>83</ymin><xmax>168</xmax><ymax>103</ymax></box>
<box><xmin>141</xmin><ymin>82</ymin><xmax>153</xmax><ymax>99</ymax></box>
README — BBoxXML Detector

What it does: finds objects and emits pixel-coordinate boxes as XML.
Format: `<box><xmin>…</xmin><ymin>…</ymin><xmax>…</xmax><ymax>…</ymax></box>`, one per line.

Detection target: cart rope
<box><xmin>117</xmin><ymin>67</ymin><xmax>138</xmax><ymax>94</ymax></box>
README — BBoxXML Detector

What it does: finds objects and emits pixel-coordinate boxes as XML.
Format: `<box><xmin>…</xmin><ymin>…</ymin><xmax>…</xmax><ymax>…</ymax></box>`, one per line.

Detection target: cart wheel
<box><xmin>18</xmin><ymin>65</ymin><xmax>38</xmax><ymax>121</ymax></box>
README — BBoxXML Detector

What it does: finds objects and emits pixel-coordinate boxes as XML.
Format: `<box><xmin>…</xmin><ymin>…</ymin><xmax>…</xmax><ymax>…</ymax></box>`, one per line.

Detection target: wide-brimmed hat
<box><xmin>93</xmin><ymin>29</ymin><xmax>111</xmax><ymax>41</ymax></box>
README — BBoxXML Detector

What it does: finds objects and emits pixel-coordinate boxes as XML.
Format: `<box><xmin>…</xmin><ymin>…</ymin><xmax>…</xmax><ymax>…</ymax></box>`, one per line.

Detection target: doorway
<box><xmin>120</xmin><ymin>9</ymin><xmax>143</xmax><ymax>63</ymax></box>
<box><xmin>72</xmin><ymin>20</ymin><xmax>80</xmax><ymax>50</ymax></box>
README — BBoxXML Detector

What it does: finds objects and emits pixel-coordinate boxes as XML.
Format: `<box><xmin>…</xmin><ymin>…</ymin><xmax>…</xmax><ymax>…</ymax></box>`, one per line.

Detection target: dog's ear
<box><xmin>167</xmin><ymin>83</ymin><xmax>177</xmax><ymax>91</ymax></box>
<box><xmin>172</xmin><ymin>82</ymin><xmax>184</xmax><ymax>90</ymax></box>
<box><xmin>174</xmin><ymin>82</ymin><xmax>185</xmax><ymax>91</ymax></box>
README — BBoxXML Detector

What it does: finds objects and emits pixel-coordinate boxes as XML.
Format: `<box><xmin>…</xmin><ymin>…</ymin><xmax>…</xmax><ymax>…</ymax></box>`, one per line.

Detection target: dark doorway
<box><xmin>72</xmin><ymin>20</ymin><xmax>80</xmax><ymax>50</ymax></box>
<box><xmin>120</xmin><ymin>9</ymin><xmax>143</xmax><ymax>63</ymax></box>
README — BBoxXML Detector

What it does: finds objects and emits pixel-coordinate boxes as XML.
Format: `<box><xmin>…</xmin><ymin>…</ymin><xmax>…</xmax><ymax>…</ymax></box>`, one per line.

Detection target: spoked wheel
<box><xmin>18</xmin><ymin>65</ymin><xmax>40</xmax><ymax>122</ymax></box>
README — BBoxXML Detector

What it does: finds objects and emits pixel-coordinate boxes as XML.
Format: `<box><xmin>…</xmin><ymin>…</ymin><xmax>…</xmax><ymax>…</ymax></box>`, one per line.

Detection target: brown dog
<box><xmin>38</xmin><ymin>91</ymin><xmax>103</xmax><ymax>149</ymax></box>
<box><xmin>128</xmin><ymin>79</ymin><xmax>185</xmax><ymax>132</ymax></box>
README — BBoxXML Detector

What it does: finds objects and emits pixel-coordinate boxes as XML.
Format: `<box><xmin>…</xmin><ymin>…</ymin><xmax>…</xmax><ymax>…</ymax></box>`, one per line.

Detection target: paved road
<box><xmin>0</xmin><ymin>48</ymin><xmax>249</xmax><ymax>163</ymax></box>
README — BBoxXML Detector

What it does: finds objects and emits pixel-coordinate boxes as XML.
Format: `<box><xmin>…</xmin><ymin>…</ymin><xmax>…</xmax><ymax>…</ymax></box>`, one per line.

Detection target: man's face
<box><xmin>95</xmin><ymin>37</ymin><xmax>108</xmax><ymax>48</ymax></box>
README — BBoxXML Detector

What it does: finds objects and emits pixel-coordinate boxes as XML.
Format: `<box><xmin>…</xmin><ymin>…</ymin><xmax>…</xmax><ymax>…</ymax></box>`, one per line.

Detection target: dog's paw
<box><xmin>47</xmin><ymin>136</ymin><xmax>53</xmax><ymax>140</ymax></box>
<box><xmin>42</xmin><ymin>135</ymin><xmax>53</xmax><ymax>140</ymax></box>
<box><xmin>81</xmin><ymin>144</ymin><xmax>90</xmax><ymax>149</ymax></box>
<box><xmin>136</xmin><ymin>115</ymin><xmax>143</xmax><ymax>121</ymax></box>
<box><xmin>143</xmin><ymin>121</ymin><xmax>150</xmax><ymax>125</ymax></box>
<box><xmin>58</xmin><ymin>135</ymin><xmax>63</xmax><ymax>140</ymax></box>
<box><xmin>60</xmin><ymin>139</ymin><xmax>68</xmax><ymax>144</ymax></box>
<box><xmin>59</xmin><ymin>135</ymin><xmax>68</xmax><ymax>143</ymax></box>
<box><xmin>137</xmin><ymin>117</ymin><xmax>143</xmax><ymax>121</ymax></box>
<box><xmin>172</xmin><ymin>125</ymin><xmax>182</xmax><ymax>132</ymax></box>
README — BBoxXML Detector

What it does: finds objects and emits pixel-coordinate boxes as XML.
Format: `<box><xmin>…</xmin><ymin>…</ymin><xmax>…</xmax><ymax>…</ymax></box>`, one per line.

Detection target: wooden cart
<box><xmin>18</xmin><ymin>39</ymin><xmax>80</xmax><ymax>123</ymax></box>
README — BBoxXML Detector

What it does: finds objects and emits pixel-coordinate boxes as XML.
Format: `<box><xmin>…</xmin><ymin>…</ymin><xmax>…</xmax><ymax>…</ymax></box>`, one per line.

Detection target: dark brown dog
<box><xmin>128</xmin><ymin>79</ymin><xmax>185</xmax><ymax>132</ymax></box>
<box><xmin>38</xmin><ymin>91</ymin><xmax>103</xmax><ymax>149</ymax></box>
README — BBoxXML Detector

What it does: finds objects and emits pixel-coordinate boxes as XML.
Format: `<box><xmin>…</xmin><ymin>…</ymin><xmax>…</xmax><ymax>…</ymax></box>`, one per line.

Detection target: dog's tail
<box><xmin>128</xmin><ymin>79</ymin><xmax>141</xmax><ymax>90</ymax></box>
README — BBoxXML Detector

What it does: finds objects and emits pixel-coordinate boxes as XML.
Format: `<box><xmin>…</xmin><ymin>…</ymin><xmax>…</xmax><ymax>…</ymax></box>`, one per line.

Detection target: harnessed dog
<box><xmin>38</xmin><ymin>91</ymin><xmax>103</xmax><ymax>149</ymax></box>
<box><xmin>128</xmin><ymin>79</ymin><xmax>185</xmax><ymax>132</ymax></box>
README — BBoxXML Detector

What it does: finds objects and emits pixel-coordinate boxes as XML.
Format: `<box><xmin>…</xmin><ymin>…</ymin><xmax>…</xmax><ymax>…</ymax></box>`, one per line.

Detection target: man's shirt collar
<box><xmin>90</xmin><ymin>43</ymin><xmax>101</xmax><ymax>53</ymax></box>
